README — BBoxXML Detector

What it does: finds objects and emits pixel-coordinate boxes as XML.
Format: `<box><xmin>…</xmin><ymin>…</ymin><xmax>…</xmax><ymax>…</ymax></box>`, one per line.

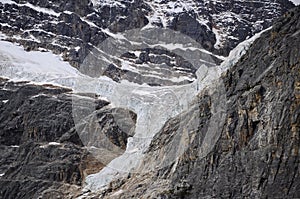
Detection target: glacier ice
<box><xmin>0</xmin><ymin>27</ymin><xmax>268</xmax><ymax>193</ymax></box>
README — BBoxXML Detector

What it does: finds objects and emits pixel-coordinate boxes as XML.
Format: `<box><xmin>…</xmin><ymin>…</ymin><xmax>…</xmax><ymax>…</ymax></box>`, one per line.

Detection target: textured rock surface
<box><xmin>0</xmin><ymin>0</ymin><xmax>294</xmax><ymax>72</ymax></box>
<box><xmin>0</xmin><ymin>78</ymin><xmax>136</xmax><ymax>199</ymax></box>
<box><xmin>84</xmin><ymin>6</ymin><xmax>300</xmax><ymax>199</ymax></box>
<box><xmin>0</xmin><ymin>1</ymin><xmax>299</xmax><ymax>199</ymax></box>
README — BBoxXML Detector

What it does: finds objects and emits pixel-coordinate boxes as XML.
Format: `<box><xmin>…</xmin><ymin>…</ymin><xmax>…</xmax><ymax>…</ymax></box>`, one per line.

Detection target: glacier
<box><xmin>0</xmin><ymin>27</ymin><xmax>268</xmax><ymax>193</ymax></box>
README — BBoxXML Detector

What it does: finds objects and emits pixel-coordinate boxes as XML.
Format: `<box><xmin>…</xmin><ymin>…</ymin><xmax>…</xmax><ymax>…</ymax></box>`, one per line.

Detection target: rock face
<box><xmin>85</xmin><ymin>6</ymin><xmax>300</xmax><ymax>199</ymax></box>
<box><xmin>102</xmin><ymin>48</ymin><xmax>198</xmax><ymax>86</ymax></box>
<box><xmin>0</xmin><ymin>78</ymin><xmax>136</xmax><ymax>199</ymax></box>
<box><xmin>0</xmin><ymin>1</ymin><xmax>299</xmax><ymax>199</ymax></box>
<box><xmin>0</xmin><ymin>0</ymin><xmax>294</xmax><ymax>67</ymax></box>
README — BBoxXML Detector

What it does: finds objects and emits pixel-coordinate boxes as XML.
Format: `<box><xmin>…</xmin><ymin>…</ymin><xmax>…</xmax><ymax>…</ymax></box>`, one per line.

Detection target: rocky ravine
<box><xmin>82</xmin><ymin>6</ymin><xmax>300</xmax><ymax>199</ymax></box>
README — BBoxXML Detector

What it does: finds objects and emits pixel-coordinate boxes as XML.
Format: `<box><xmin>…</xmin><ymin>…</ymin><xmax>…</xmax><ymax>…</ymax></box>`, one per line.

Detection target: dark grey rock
<box><xmin>0</xmin><ymin>78</ymin><xmax>136</xmax><ymax>199</ymax></box>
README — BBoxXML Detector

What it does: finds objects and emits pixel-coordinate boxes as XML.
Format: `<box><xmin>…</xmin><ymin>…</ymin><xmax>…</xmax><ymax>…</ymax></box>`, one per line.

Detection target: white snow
<box><xmin>131</xmin><ymin>50</ymin><xmax>141</xmax><ymax>58</ymax></box>
<box><xmin>24</xmin><ymin>29</ymin><xmax>56</xmax><ymax>37</ymax></box>
<box><xmin>146</xmin><ymin>42</ymin><xmax>225</xmax><ymax>61</ymax></box>
<box><xmin>144</xmin><ymin>0</ymin><xmax>202</xmax><ymax>28</ymax></box>
<box><xmin>0</xmin><ymin>0</ymin><xmax>14</xmax><ymax>4</ymax></box>
<box><xmin>290</xmin><ymin>0</ymin><xmax>300</xmax><ymax>5</ymax></box>
<box><xmin>49</xmin><ymin>142</ymin><xmax>61</xmax><ymax>146</ymax></box>
<box><xmin>0</xmin><ymin>40</ymin><xmax>81</xmax><ymax>85</ymax></box>
<box><xmin>0</xmin><ymin>0</ymin><xmax>60</xmax><ymax>17</ymax></box>
<box><xmin>80</xmin><ymin>17</ymin><xmax>99</xmax><ymax>28</ymax></box>
<box><xmin>0</xmin><ymin>23</ymin><xmax>12</xmax><ymax>28</ymax></box>
<box><xmin>120</xmin><ymin>61</ymin><xmax>139</xmax><ymax>73</ymax></box>
<box><xmin>212</xmin><ymin>27</ymin><xmax>223</xmax><ymax>49</ymax></box>
<box><xmin>24</xmin><ymin>2</ymin><xmax>60</xmax><ymax>16</ymax></box>
<box><xmin>40</xmin><ymin>142</ymin><xmax>61</xmax><ymax>148</ymax></box>
<box><xmin>0</xmin><ymin>32</ymin><xmax>7</xmax><ymax>40</ymax></box>
<box><xmin>101</xmin><ymin>28</ymin><xmax>128</xmax><ymax>40</ymax></box>
<box><xmin>91</xmin><ymin>0</ymin><xmax>126</xmax><ymax>8</ymax></box>
<box><xmin>63</xmin><ymin>11</ymin><xmax>73</xmax><ymax>15</ymax></box>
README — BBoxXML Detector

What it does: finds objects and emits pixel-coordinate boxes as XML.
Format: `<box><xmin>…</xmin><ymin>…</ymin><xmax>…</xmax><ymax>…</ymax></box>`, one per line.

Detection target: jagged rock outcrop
<box><xmin>85</xmin><ymin>6</ymin><xmax>300</xmax><ymax>199</ymax></box>
<box><xmin>0</xmin><ymin>78</ymin><xmax>136</xmax><ymax>199</ymax></box>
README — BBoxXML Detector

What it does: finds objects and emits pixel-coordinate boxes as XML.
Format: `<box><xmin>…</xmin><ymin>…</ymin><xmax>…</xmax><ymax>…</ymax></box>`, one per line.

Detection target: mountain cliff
<box><xmin>84</xmin><ymin>6</ymin><xmax>300</xmax><ymax>198</ymax></box>
<box><xmin>0</xmin><ymin>0</ymin><xmax>299</xmax><ymax>199</ymax></box>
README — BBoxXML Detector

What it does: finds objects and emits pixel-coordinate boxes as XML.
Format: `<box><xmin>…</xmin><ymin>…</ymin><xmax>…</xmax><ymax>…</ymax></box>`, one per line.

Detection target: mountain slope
<box><xmin>0</xmin><ymin>0</ymin><xmax>295</xmax><ymax>88</ymax></box>
<box><xmin>0</xmin><ymin>1</ymin><xmax>299</xmax><ymax>199</ymax></box>
<box><xmin>84</xmin><ymin>6</ymin><xmax>300</xmax><ymax>199</ymax></box>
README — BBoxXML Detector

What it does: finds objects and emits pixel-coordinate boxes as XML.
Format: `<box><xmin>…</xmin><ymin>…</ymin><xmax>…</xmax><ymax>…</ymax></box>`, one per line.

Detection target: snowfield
<box><xmin>0</xmin><ymin>40</ymin><xmax>80</xmax><ymax>85</ymax></box>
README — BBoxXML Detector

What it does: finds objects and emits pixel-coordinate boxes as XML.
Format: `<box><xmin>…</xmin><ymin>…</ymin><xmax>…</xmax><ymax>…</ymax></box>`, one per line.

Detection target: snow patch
<box><xmin>290</xmin><ymin>0</ymin><xmax>300</xmax><ymax>5</ymax></box>
<box><xmin>75</xmin><ymin>46</ymin><xmax>81</xmax><ymax>51</ymax></box>
<box><xmin>40</xmin><ymin>142</ymin><xmax>61</xmax><ymax>148</ymax></box>
<box><xmin>0</xmin><ymin>32</ymin><xmax>7</xmax><ymax>40</ymax></box>
<box><xmin>212</xmin><ymin>27</ymin><xmax>223</xmax><ymax>49</ymax></box>
<box><xmin>0</xmin><ymin>0</ymin><xmax>60</xmax><ymax>17</ymax></box>
<box><xmin>91</xmin><ymin>0</ymin><xmax>126</xmax><ymax>8</ymax></box>
<box><xmin>49</xmin><ymin>142</ymin><xmax>61</xmax><ymax>146</ymax></box>
<box><xmin>62</xmin><ymin>10</ymin><xmax>99</xmax><ymax>28</ymax></box>
<box><xmin>0</xmin><ymin>39</ymin><xmax>81</xmax><ymax>85</ymax></box>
